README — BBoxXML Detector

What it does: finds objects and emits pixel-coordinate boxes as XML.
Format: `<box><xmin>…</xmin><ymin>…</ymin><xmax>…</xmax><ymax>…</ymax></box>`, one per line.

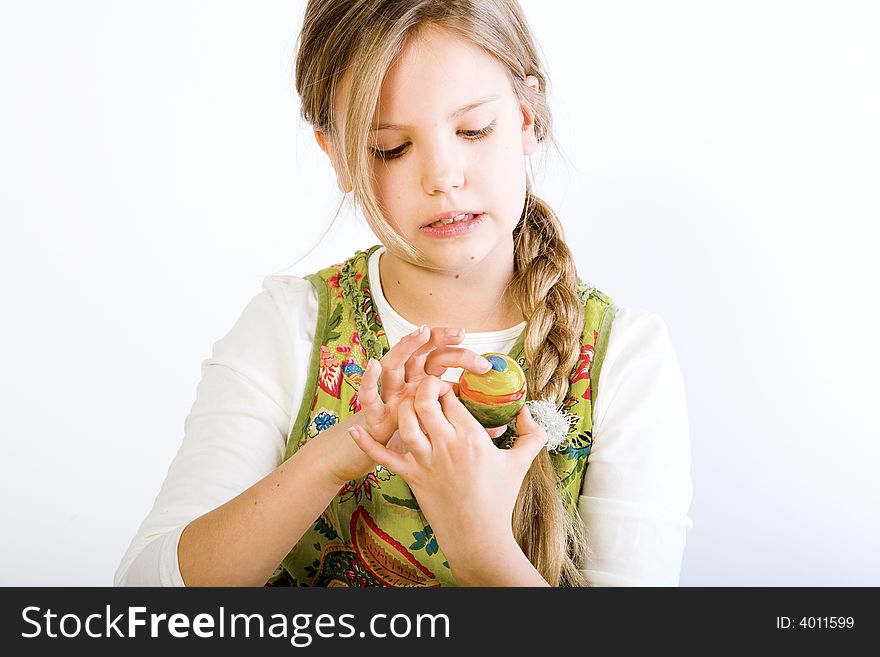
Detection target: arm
<box><xmin>114</xmin><ymin>276</ymin><xmax>485</xmax><ymax>586</ymax></box>
<box><xmin>171</xmin><ymin>332</ymin><xmax>487</xmax><ymax>586</ymax></box>
<box><xmin>579</xmin><ymin>308</ymin><xmax>693</xmax><ymax>586</ymax></box>
<box><xmin>114</xmin><ymin>276</ymin><xmax>319</xmax><ymax>586</ymax></box>
<box><xmin>178</xmin><ymin>414</ymin><xmax>361</xmax><ymax>586</ymax></box>
<box><xmin>448</xmin><ymin>539</ymin><xmax>550</xmax><ymax>587</ymax></box>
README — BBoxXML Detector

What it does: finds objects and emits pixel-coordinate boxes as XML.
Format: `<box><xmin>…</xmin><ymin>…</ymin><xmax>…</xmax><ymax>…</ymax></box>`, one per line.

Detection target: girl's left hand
<box><xmin>347</xmin><ymin>376</ymin><xmax>548</xmax><ymax>579</ymax></box>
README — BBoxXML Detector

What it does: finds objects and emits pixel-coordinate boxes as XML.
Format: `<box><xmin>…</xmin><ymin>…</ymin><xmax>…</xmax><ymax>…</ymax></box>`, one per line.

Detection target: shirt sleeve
<box><xmin>113</xmin><ymin>275</ymin><xmax>318</xmax><ymax>586</ymax></box>
<box><xmin>578</xmin><ymin>307</ymin><xmax>693</xmax><ymax>586</ymax></box>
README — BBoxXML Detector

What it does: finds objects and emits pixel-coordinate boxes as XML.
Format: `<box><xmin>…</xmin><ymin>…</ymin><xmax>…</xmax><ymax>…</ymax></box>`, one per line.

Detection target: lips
<box><xmin>422</xmin><ymin>211</ymin><xmax>483</xmax><ymax>229</ymax></box>
<box><xmin>419</xmin><ymin>213</ymin><xmax>486</xmax><ymax>238</ymax></box>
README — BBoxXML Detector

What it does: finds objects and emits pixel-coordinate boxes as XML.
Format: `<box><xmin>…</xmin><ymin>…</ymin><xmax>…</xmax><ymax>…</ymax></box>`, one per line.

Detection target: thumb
<box><xmin>510</xmin><ymin>404</ymin><xmax>547</xmax><ymax>461</ymax></box>
<box><xmin>486</xmin><ymin>424</ymin><xmax>509</xmax><ymax>439</ymax></box>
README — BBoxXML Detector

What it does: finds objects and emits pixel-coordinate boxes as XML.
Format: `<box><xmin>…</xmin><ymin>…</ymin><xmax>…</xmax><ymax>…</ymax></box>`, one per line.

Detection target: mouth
<box><xmin>422</xmin><ymin>211</ymin><xmax>484</xmax><ymax>229</ymax></box>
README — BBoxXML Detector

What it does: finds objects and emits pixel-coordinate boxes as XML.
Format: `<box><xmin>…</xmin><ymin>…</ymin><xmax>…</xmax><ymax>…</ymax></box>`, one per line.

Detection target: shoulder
<box><xmin>593</xmin><ymin>305</ymin><xmax>689</xmax><ymax>440</ymax></box>
<box><xmin>606</xmin><ymin>306</ymin><xmax>676</xmax><ymax>350</ymax></box>
<box><xmin>233</xmin><ymin>274</ymin><xmax>320</xmax><ymax>330</ymax></box>
<box><xmin>601</xmin><ymin>306</ymin><xmax>684</xmax><ymax>389</ymax></box>
<box><xmin>249</xmin><ymin>274</ymin><xmax>320</xmax><ymax>345</ymax></box>
<box><xmin>260</xmin><ymin>273</ymin><xmax>319</xmax><ymax>309</ymax></box>
<box><xmin>254</xmin><ymin>244</ymin><xmax>379</xmax><ymax>337</ymax></box>
<box><xmin>210</xmin><ymin>275</ymin><xmax>320</xmax><ymax>364</ymax></box>
<box><xmin>576</xmin><ymin>282</ymin><xmax>616</xmax><ymax>339</ymax></box>
<box><xmin>578</xmin><ymin>280</ymin><xmax>614</xmax><ymax>307</ymax></box>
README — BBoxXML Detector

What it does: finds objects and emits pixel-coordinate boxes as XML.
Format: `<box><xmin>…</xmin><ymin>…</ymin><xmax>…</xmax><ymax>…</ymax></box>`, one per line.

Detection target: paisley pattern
<box><xmin>266</xmin><ymin>246</ymin><xmax>615</xmax><ymax>587</ymax></box>
<box><xmin>351</xmin><ymin>507</ymin><xmax>439</xmax><ymax>587</ymax></box>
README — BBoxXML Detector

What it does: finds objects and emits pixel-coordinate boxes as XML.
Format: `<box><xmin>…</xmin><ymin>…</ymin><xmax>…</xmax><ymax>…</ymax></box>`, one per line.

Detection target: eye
<box><xmin>460</xmin><ymin>120</ymin><xmax>496</xmax><ymax>140</ymax></box>
<box><xmin>371</xmin><ymin>143</ymin><xmax>409</xmax><ymax>161</ymax></box>
<box><xmin>369</xmin><ymin>120</ymin><xmax>497</xmax><ymax>161</ymax></box>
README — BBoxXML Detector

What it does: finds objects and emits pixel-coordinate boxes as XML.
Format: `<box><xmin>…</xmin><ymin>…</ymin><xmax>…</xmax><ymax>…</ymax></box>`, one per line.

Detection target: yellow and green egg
<box><xmin>458</xmin><ymin>353</ymin><xmax>526</xmax><ymax>427</ymax></box>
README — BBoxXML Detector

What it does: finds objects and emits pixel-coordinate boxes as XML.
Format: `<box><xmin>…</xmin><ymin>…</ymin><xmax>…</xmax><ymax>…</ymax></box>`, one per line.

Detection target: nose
<box><xmin>420</xmin><ymin>143</ymin><xmax>464</xmax><ymax>195</ymax></box>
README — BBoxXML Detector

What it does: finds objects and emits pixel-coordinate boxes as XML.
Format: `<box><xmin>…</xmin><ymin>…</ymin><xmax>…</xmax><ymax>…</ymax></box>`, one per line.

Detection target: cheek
<box><xmin>370</xmin><ymin>168</ymin><xmax>408</xmax><ymax>224</ymax></box>
<box><xmin>370</xmin><ymin>166</ymin><xmax>392</xmax><ymax>202</ymax></box>
<box><xmin>478</xmin><ymin>136</ymin><xmax>527</xmax><ymax>193</ymax></box>
<box><xmin>477</xmin><ymin>136</ymin><xmax>528</xmax><ymax>223</ymax></box>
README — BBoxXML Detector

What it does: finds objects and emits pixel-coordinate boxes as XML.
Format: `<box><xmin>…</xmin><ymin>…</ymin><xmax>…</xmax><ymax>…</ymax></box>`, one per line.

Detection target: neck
<box><xmin>377</xmin><ymin>245</ymin><xmax>524</xmax><ymax>333</ymax></box>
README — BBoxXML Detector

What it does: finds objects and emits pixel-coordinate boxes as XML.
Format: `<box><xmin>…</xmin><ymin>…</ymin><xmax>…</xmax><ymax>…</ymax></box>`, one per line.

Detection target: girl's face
<box><xmin>366</xmin><ymin>26</ymin><xmax>539</xmax><ymax>271</ymax></box>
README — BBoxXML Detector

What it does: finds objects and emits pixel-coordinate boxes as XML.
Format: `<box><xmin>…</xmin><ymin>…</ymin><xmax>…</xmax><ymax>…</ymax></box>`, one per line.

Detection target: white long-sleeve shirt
<box><xmin>114</xmin><ymin>247</ymin><xmax>693</xmax><ymax>586</ymax></box>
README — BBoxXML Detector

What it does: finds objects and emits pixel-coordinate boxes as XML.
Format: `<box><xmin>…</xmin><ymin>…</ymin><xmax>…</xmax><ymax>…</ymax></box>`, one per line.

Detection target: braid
<box><xmin>508</xmin><ymin>189</ymin><xmax>588</xmax><ymax>586</ymax></box>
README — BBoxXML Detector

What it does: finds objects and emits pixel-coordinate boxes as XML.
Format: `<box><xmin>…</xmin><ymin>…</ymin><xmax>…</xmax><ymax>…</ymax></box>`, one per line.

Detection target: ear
<box><xmin>520</xmin><ymin>75</ymin><xmax>541</xmax><ymax>156</ymax></box>
<box><xmin>314</xmin><ymin>129</ymin><xmax>353</xmax><ymax>193</ymax></box>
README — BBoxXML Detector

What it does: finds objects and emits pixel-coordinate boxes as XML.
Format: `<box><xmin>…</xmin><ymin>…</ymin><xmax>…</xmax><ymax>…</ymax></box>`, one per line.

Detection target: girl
<box><xmin>115</xmin><ymin>0</ymin><xmax>692</xmax><ymax>587</ymax></box>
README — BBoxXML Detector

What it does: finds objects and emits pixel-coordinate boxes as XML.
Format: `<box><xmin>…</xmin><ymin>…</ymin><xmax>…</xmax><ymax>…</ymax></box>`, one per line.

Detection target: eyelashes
<box><xmin>370</xmin><ymin>120</ymin><xmax>497</xmax><ymax>161</ymax></box>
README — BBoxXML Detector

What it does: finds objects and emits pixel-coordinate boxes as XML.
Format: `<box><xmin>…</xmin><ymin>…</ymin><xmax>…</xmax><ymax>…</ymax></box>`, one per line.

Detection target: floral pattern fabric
<box><xmin>266</xmin><ymin>245</ymin><xmax>615</xmax><ymax>587</ymax></box>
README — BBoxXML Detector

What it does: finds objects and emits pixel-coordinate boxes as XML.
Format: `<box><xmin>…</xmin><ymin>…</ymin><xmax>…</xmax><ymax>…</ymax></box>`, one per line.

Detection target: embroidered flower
<box><xmin>342</xmin><ymin>360</ymin><xmax>364</xmax><ymax>386</ymax></box>
<box><xmin>570</xmin><ymin>330</ymin><xmax>599</xmax><ymax>400</ymax></box>
<box><xmin>307</xmin><ymin>407</ymin><xmax>340</xmax><ymax>438</ymax></box>
<box><xmin>351</xmin><ymin>331</ymin><xmax>367</xmax><ymax>360</ymax></box>
<box><xmin>338</xmin><ymin>471</ymin><xmax>381</xmax><ymax>504</ymax></box>
<box><xmin>375</xmin><ymin>464</ymin><xmax>394</xmax><ymax>481</ymax></box>
<box><xmin>344</xmin><ymin>560</ymin><xmax>368</xmax><ymax>587</ymax></box>
<box><xmin>314</xmin><ymin>411</ymin><xmax>337</xmax><ymax>432</ymax></box>
<box><xmin>348</xmin><ymin>390</ymin><xmax>361</xmax><ymax>414</ymax></box>
<box><xmin>318</xmin><ymin>345</ymin><xmax>343</xmax><ymax>398</ymax></box>
<box><xmin>327</xmin><ymin>273</ymin><xmax>343</xmax><ymax>298</ymax></box>
<box><xmin>563</xmin><ymin>431</ymin><xmax>593</xmax><ymax>461</ymax></box>
<box><xmin>410</xmin><ymin>525</ymin><xmax>440</xmax><ymax>556</ymax></box>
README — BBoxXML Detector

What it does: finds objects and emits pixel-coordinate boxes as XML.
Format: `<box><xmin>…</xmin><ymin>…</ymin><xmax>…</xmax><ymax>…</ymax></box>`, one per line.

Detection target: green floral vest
<box><xmin>266</xmin><ymin>245</ymin><xmax>617</xmax><ymax>587</ymax></box>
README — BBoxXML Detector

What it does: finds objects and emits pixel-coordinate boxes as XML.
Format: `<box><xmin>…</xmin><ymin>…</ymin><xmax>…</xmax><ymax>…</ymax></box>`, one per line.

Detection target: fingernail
<box><xmin>410</xmin><ymin>325</ymin><xmax>426</xmax><ymax>337</ymax></box>
<box><xmin>450</xmin><ymin>328</ymin><xmax>464</xmax><ymax>338</ymax></box>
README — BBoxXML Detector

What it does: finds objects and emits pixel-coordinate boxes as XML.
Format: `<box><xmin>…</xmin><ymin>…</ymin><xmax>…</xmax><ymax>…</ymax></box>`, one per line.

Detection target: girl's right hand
<box><xmin>330</xmin><ymin>325</ymin><xmax>493</xmax><ymax>483</ymax></box>
<box><xmin>361</xmin><ymin>325</ymin><xmax>494</xmax><ymax>441</ymax></box>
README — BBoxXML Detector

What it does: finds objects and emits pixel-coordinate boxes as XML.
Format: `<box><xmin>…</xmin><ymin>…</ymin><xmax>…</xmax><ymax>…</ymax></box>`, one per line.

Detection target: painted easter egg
<box><xmin>458</xmin><ymin>353</ymin><xmax>527</xmax><ymax>427</ymax></box>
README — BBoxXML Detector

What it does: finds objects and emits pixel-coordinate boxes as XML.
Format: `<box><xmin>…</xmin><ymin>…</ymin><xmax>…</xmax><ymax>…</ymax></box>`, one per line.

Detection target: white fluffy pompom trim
<box><xmin>523</xmin><ymin>398</ymin><xmax>579</xmax><ymax>451</ymax></box>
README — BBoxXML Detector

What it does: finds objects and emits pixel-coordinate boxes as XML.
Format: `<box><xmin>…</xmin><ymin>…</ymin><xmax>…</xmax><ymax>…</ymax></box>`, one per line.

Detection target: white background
<box><xmin>1</xmin><ymin>1</ymin><xmax>878</xmax><ymax>586</ymax></box>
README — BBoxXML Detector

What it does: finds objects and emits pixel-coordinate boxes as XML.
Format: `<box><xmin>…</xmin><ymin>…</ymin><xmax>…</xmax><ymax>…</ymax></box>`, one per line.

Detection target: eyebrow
<box><xmin>371</xmin><ymin>94</ymin><xmax>500</xmax><ymax>131</ymax></box>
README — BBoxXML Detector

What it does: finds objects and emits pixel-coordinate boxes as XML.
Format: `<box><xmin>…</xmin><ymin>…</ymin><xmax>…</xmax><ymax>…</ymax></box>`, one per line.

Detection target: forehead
<box><xmin>375</xmin><ymin>26</ymin><xmax>515</xmax><ymax>122</ymax></box>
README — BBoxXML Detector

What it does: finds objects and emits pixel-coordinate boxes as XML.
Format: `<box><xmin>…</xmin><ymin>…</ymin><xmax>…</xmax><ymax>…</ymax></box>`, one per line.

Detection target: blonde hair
<box><xmin>296</xmin><ymin>0</ymin><xmax>587</xmax><ymax>586</ymax></box>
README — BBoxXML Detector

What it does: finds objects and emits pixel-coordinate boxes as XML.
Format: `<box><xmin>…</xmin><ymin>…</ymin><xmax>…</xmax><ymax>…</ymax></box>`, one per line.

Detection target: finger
<box><xmin>403</xmin><ymin>327</ymin><xmax>466</xmax><ymax>381</ymax></box>
<box><xmin>348</xmin><ymin>425</ymin><xmax>412</xmax><ymax>477</ymax></box>
<box><xmin>380</xmin><ymin>325</ymin><xmax>431</xmax><ymax>395</ymax></box>
<box><xmin>437</xmin><ymin>386</ymin><xmax>480</xmax><ymax>432</ymax></box>
<box><xmin>358</xmin><ymin>359</ymin><xmax>388</xmax><ymax>427</ymax></box>
<box><xmin>397</xmin><ymin>397</ymin><xmax>432</xmax><ymax>460</ymax></box>
<box><xmin>510</xmin><ymin>405</ymin><xmax>548</xmax><ymax>465</ymax></box>
<box><xmin>424</xmin><ymin>347</ymin><xmax>492</xmax><ymax>378</ymax></box>
<box><xmin>486</xmin><ymin>425</ymin><xmax>509</xmax><ymax>439</ymax></box>
<box><xmin>436</xmin><ymin>388</ymin><xmax>502</xmax><ymax>449</ymax></box>
<box><xmin>413</xmin><ymin>376</ymin><xmax>454</xmax><ymax>442</ymax></box>
<box><xmin>386</xmin><ymin>430</ymin><xmax>407</xmax><ymax>455</ymax></box>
